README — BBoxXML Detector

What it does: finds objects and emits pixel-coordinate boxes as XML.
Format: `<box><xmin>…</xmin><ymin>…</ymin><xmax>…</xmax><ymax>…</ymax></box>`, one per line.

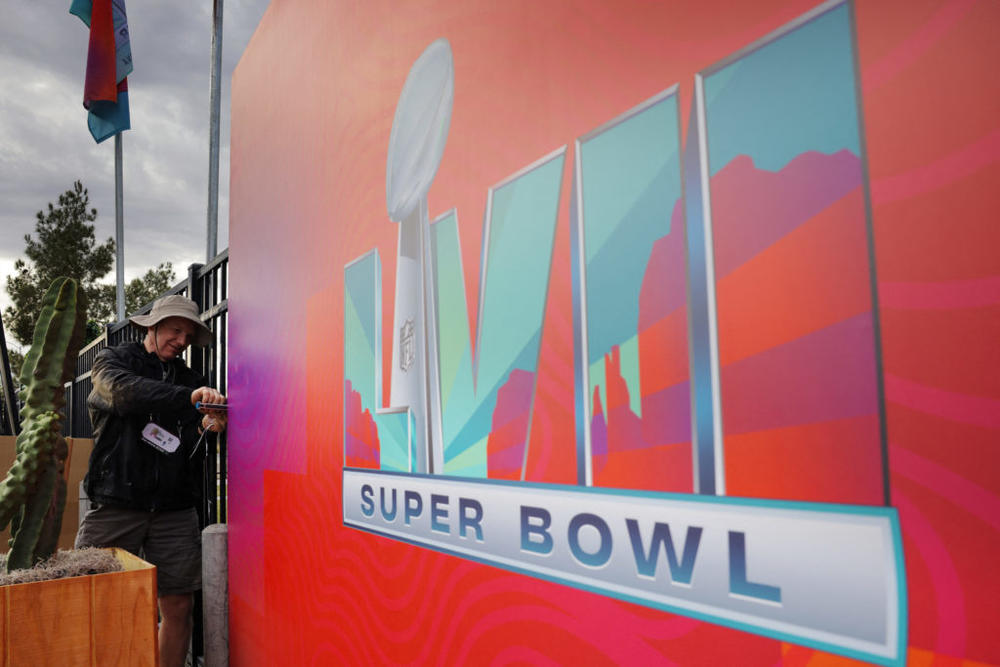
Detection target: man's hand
<box><xmin>191</xmin><ymin>386</ymin><xmax>225</xmax><ymax>410</ymax></box>
<box><xmin>193</xmin><ymin>387</ymin><xmax>227</xmax><ymax>433</ymax></box>
<box><xmin>202</xmin><ymin>413</ymin><xmax>227</xmax><ymax>433</ymax></box>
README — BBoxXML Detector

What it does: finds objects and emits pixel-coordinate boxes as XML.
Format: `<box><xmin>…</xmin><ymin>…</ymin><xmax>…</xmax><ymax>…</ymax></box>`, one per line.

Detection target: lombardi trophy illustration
<box><xmin>385</xmin><ymin>39</ymin><xmax>453</xmax><ymax>474</ymax></box>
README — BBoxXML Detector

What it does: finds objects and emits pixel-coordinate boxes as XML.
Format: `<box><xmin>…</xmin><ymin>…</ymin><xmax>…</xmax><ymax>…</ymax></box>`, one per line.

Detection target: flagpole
<box><xmin>115</xmin><ymin>132</ymin><xmax>126</xmax><ymax>321</ymax></box>
<box><xmin>206</xmin><ymin>0</ymin><xmax>223</xmax><ymax>262</ymax></box>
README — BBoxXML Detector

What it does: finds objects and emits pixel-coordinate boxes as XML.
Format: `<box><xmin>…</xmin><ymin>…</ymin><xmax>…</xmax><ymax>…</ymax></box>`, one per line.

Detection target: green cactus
<box><xmin>0</xmin><ymin>277</ymin><xmax>87</xmax><ymax>572</ymax></box>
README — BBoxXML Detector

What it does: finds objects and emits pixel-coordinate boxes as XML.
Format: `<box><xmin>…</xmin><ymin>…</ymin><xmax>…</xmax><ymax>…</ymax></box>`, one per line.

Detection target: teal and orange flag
<box><xmin>70</xmin><ymin>0</ymin><xmax>132</xmax><ymax>143</ymax></box>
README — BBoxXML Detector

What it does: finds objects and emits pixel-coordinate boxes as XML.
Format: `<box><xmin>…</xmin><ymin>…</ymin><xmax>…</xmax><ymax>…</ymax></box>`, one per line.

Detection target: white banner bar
<box><xmin>343</xmin><ymin>468</ymin><xmax>905</xmax><ymax>666</ymax></box>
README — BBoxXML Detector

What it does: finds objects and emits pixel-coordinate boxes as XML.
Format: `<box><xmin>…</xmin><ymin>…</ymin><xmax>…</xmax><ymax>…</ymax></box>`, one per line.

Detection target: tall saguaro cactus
<box><xmin>0</xmin><ymin>277</ymin><xmax>87</xmax><ymax>572</ymax></box>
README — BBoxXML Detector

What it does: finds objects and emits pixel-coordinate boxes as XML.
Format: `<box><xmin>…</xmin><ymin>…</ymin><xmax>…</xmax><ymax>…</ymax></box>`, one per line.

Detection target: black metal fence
<box><xmin>65</xmin><ymin>249</ymin><xmax>229</xmax><ymax>525</ymax></box>
<box><xmin>0</xmin><ymin>399</ymin><xmax>12</xmax><ymax>438</ymax></box>
<box><xmin>0</xmin><ymin>317</ymin><xmax>19</xmax><ymax>437</ymax></box>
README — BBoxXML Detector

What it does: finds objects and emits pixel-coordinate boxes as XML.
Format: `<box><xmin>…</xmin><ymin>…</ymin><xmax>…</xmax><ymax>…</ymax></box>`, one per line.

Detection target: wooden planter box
<box><xmin>0</xmin><ymin>548</ymin><xmax>158</xmax><ymax>666</ymax></box>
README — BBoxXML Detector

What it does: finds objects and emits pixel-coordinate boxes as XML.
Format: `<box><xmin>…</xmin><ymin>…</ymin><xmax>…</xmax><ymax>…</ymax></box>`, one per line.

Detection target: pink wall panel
<box><xmin>227</xmin><ymin>0</ymin><xmax>1000</xmax><ymax>663</ymax></box>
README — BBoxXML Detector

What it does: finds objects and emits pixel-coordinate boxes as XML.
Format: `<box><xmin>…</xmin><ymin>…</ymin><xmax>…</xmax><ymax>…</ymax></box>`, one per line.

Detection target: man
<box><xmin>76</xmin><ymin>295</ymin><xmax>226</xmax><ymax>667</ymax></box>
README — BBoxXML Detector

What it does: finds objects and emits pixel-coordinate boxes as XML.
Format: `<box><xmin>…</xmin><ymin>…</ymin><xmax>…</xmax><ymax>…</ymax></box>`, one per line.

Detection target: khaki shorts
<box><xmin>76</xmin><ymin>504</ymin><xmax>202</xmax><ymax>596</ymax></box>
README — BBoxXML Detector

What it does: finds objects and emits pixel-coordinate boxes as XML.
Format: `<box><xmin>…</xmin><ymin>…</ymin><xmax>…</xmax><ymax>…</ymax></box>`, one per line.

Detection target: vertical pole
<box><xmin>202</xmin><ymin>524</ymin><xmax>229</xmax><ymax>667</ymax></box>
<box><xmin>187</xmin><ymin>263</ymin><xmax>206</xmax><ymax>376</ymax></box>
<box><xmin>66</xmin><ymin>380</ymin><xmax>74</xmax><ymax>438</ymax></box>
<box><xmin>0</xmin><ymin>321</ymin><xmax>19</xmax><ymax>435</ymax></box>
<box><xmin>206</xmin><ymin>0</ymin><xmax>224</xmax><ymax>262</ymax></box>
<box><xmin>188</xmin><ymin>259</ymin><xmax>208</xmax><ymax>664</ymax></box>
<box><xmin>115</xmin><ymin>133</ymin><xmax>126</xmax><ymax>322</ymax></box>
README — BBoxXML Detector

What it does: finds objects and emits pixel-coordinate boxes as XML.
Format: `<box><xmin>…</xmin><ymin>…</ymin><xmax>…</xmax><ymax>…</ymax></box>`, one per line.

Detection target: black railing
<box><xmin>0</xmin><ymin>399</ymin><xmax>12</xmax><ymax>437</ymax></box>
<box><xmin>0</xmin><ymin>318</ymin><xmax>19</xmax><ymax>437</ymax></box>
<box><xmin>65</xmin><ymin>249</ymin><xmax>229</xmax><ymax>525</ymax></box>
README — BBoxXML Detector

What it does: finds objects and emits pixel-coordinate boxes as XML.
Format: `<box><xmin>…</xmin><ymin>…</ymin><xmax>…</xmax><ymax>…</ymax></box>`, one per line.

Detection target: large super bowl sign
<box><xmin>342</xmin><ymin>1</ymin><xmax>906</xmax><ymax>665</ymax></box>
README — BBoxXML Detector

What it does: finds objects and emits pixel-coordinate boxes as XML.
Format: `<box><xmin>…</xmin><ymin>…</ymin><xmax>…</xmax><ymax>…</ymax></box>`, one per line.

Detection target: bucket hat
<box><xmin>129</xmin><ymin>295</ymin><xmax>212</xmax><ymax>347</ymax></box>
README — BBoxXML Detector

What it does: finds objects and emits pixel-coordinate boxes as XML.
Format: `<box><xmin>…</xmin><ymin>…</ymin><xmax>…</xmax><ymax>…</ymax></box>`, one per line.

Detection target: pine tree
<box><xmin>4</xmin><ymin>181</ymin><xmax>114</xmax><ymax>347</ymax></box>
<box><xmin>3</xmin><ymin>182</ymin><xmax>180</xmax><ymax>359</ymax></box>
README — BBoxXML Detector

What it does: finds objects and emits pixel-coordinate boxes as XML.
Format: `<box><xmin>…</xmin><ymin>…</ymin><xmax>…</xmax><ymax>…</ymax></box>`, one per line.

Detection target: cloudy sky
<box><xmin>0</xmin><ymin>1</ymin><xmax>270</xmax><ymax>345</ymax></box>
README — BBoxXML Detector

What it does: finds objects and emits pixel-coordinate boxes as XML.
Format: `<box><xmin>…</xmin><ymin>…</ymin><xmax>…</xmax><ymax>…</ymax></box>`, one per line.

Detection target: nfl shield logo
<box><xmin>399</xmin><ymin>318</ymin><xmax>415</xmax><ymax>372</ymax></box>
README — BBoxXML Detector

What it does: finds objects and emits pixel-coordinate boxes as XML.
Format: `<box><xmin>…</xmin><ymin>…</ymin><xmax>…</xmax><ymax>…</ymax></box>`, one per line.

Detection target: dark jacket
<box><xmin>84</xmin><ymin>342</ymin><xmax>205</xmax><ymax>511</ymax></box>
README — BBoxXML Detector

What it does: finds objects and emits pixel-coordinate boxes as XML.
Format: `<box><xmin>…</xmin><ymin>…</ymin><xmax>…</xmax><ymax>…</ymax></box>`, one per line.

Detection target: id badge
<box><xmin>141</xmin><ymin>422</ymin><xmax>181</xmax><ymax>454</ymax></box>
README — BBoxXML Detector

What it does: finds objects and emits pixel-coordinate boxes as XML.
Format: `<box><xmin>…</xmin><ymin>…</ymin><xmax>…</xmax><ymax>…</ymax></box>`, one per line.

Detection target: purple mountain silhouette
<box><xmin>710</xmin><ymin>149</ymin><xmax>863</xmax><ymax>279</ymax></box>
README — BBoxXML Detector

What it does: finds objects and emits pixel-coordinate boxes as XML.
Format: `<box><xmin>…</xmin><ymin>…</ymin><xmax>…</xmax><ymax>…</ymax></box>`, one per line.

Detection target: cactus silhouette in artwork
<box><xmin>0</xmin><ymin>277</ymin><xmax>87</xmax><ymax>572</ymax></box>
